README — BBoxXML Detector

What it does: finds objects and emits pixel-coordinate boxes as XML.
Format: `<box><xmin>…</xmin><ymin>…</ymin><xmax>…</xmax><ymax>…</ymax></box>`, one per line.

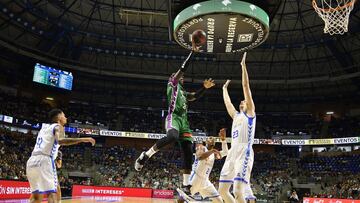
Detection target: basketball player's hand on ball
<box><xmin>241</xmin><ymin>52</ymin><xmax>247</xmax><ymax>67</ymax></box>
<box><xmin>203</xmin><ymin>78</ymin><xmax>215</xmax><ymax>89</ymax></box>
<box><xmin>191</xmin><ymin>40</ymin><xmax>200</xmax><ymax>52</ymax></box>
<box><xmin>223</xmin><ymin>80</ymin><xmax>231</xmax><ymax>90</ymax></box>
<box><xmin>219</xmin><ymin>128</ymin><xmax>226</xmax><ymax>141</ymax></box>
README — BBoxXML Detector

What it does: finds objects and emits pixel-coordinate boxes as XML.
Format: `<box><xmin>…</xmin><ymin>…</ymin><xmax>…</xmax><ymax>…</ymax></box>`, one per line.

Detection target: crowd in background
<box><xmin>1</xmin><ymin>90</ymin><xmax>360</xmax><ymax>200</ymax></box>
<box><xmin>3</xmin><ymin>90</ymin><xmax>360</xmax><ymax>138</ymax></box>
<box><xmin>1</xmin><ymin>127</ymin><xmax>360</xmax><ymax>200</ymax></box>
<box><xmin>304</xmin><ymin>174</ymin><xmax>360</xmax><ymax>199</ymax></box>
<box><xmin>0</xmin><ymin>128</ymin><xmax>30</xmax><ymax>181</ymax></box>
<box><xmin>252</xmin><ymin>152</ymin><xmax>293</xmax><ymax>198</ymax></box>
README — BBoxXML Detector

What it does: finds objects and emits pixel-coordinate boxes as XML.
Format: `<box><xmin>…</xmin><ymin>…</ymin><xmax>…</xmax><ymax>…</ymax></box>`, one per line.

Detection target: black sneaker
<box><xmin>134</xmin><ymin>151</ymin><xmax>149</xmax><ymax>171</ymax></box>
<box><xmin>176</xmin><ymin>188</ymin><xmax>194</xmax><ymax>203</ymax></box>
<box><xmin>181</xmin><ymin>184</ymin><xmax>192</xmax><ymax>195</ymax></box>
<box><xmin>178</xmin><ymin>185</ymin><xmax>196</xmax><ymax>201</ymax></box>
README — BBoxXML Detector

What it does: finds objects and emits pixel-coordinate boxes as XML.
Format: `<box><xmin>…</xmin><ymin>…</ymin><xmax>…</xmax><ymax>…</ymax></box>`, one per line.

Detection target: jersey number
<box><xmin>205</xmin><ymin>168</ymin><xmax>211</xmax><ymax>175</ymax></box>
<box><xmin>232</xmin><ymin>130</ymin><xmax>239</xmax><ymax>139</ymax></box>
<box><xmin>36</xmin><ymin>137</ymin><xmax>43</xmax><ymax>149</ymax></box>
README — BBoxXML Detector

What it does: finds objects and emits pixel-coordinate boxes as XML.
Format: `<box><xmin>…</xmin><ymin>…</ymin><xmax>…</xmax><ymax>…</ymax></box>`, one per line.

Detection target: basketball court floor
<box><xmin>0</xmin><ymin>197</ymin><xmax>181</xmax><ymax>203</ymax></box>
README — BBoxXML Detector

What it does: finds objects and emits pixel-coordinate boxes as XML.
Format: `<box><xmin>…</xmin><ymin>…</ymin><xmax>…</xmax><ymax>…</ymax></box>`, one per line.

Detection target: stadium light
<box><xmin>326</xmin><ymin>111</ymin><xmax>334</xmax><ymax>115</ymax></box>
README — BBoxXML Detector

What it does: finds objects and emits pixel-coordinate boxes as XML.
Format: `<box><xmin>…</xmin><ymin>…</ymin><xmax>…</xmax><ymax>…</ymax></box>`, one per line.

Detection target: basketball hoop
<box><xmin>312</xmin><ymin>0</ymin><xmax>356</xmax><ymax>35</ymax></box>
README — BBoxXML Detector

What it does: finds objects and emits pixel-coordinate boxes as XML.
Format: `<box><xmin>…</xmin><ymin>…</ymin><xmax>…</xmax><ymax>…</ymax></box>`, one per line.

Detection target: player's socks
<box><xmin>183</xmin><ymin>174</ymin><xmax>190</xmax><ymax>186</ymax></box>
<box><xmin>134</xmin><ymin>151</ymin><xmax>149</xmax><ymax>171</ymax></box>
<box><xmin>181</xmin><ymin>173</ymin><xmax>192</xmax><ymax>196</ymax></box>
<box><xmin>145</xmin><ymin>147</ymin><xmax>157</xmax><ymax>158</ymax></box>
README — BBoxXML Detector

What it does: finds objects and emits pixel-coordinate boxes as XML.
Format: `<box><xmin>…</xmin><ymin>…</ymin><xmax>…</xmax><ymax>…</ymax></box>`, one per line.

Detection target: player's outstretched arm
<box><xmin>54</xmin><ymin>126</ymin><xmax>96</xmax><ymax>146</ymax></box>
<box><xmin>172</xmin><ymin>41</ymin><xmax>199</xmax><ymax>83</ymax></box>
<box><xmin>223</xmin><ymin>80</ymin><xmax>237</xmax><ymax>119</ymax></box>
<box><xmin>196</xmin><ymin>144</ymin><xmax>220</xmax><ymax>160</ymax></box>
<box><xmin>241</xmin><ymin>52</ymin><xmax>255</xmax><ymax>117</ymax></box>
<box><xmin>218</xmin><ymin>128</ymin><xmax>229</xmax><ymax>158</ymax></box>
<box><xmin>187</xmin><ymin>78</ymin><xmax>215</xmax><ymax>101</ymax></box>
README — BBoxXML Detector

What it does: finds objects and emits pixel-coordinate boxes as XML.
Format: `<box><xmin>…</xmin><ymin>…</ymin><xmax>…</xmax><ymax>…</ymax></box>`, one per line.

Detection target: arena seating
<box><xmin>0</xmin><ymin>90</ymin><xmax>340</xmax><ymax>138</ymax></box>
<box><xmin>301</xmin><ymin>154</ymin><xmax>360</xmax><ymax>173</ymax></box>
<box><xmin>1</xmin><ymin>127</ymin><xmax>359</xmax><ymax>199</ymax></box>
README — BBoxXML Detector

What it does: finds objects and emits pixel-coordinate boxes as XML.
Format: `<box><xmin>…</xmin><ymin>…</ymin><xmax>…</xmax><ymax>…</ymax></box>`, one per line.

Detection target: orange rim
<box><xmin>312</xmin><ymin>0</ymin><xmax>356</xmax><ymax>12</ymax></box>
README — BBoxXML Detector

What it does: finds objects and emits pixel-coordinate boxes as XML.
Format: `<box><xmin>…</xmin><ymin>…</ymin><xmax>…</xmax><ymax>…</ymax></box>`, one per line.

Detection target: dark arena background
<box><xmin>0</xmin><ymin>0</ymin><xmax>359</xmax><ymax>203</ymax></box>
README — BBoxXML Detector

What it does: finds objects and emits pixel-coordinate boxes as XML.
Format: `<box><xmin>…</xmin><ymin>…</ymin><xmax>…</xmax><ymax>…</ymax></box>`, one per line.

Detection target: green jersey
<box><xmin>167</xmin><ymin>77</ymin><xmax>188</xmax><ymax>116</ymax></box>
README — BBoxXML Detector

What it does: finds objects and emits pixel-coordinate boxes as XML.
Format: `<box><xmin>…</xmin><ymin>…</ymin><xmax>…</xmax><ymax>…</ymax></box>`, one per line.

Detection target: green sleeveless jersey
<box><xmin>167</xmin><ymin>77</ymin><xmax>188</xmax><ymax>116</ymax></box>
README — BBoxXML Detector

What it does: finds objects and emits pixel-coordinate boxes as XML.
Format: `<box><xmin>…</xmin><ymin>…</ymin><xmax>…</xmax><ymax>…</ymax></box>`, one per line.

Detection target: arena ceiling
<box><xmin>0</xmin><ymin>0</ymin><xmax>360</xmax><ymax>98</ymax></box>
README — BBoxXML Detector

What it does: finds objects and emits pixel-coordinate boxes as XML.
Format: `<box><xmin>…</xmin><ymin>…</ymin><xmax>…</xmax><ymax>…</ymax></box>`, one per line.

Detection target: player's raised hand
<box><xmin>84</xmin><ymin>138</ymin><xmax>96</xmax><ymax>146</ymax></box>
<box><xmin>223</xmin><ymin>80</ymin><xmax>231</xmax><ymax>89</ymax></box>
<box><xmin>219</xmin><ymin>128</ymin><xmax>226</xmax><ymax>141</ymax></box>
<box><xmin>241</xmin><ymin>52</ymin><xmax>247</xmax><ymax>67</ymax></box>
<box><xmin>203</xmin><ymin>78</ymin><xmax>215</xmax><ymax>89</ymax></box>
<box><xmin>191</xmin><ymin>40</ymin><xmax>200</xmax><ymax>52</ymax></box>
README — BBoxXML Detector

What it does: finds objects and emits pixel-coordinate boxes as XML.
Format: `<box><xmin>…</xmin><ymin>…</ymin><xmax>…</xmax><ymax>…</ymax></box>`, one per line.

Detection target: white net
<box><xmin>312</xmin><ymin>0</ymin><xmax>356</xmax><ymax>35</ymax></box>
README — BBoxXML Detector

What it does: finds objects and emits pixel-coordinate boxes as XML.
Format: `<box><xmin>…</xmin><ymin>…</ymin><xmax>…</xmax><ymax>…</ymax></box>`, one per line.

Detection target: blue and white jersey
<box><xmin>190</xmin><ymin>145</ymin><xmax>215</xmax><ymax>180</ymax></box>
<box><xmin>231</xmin><ymin>111</ymin><xmax>256</xmax><ymax>151</ymax></box>
<box><xmin>31</xmin><ymin>123</ymin><xmax>60</xmax><ymax>160</ymax></box>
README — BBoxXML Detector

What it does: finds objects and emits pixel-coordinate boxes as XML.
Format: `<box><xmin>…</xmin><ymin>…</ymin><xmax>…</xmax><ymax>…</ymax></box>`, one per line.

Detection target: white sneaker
<box><xmin>134</xmin><ymin>151</ymin><xmax>149</xmax><ymax>171</ymax></box>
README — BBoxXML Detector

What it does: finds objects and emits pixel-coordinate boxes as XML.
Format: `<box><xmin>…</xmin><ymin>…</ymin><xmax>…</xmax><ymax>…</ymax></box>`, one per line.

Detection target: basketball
<box><xmin>192</xmin><ymin>29</ymin><xmax>206</xmax><ymax>45</ymax></box>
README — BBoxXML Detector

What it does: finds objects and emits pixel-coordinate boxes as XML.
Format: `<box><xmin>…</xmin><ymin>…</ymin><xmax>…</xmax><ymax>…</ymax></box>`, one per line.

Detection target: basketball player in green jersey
<box><xmin>135</xmin><ymin>41</ymin><xmax>215</xmax><ymax>192</ymax></box>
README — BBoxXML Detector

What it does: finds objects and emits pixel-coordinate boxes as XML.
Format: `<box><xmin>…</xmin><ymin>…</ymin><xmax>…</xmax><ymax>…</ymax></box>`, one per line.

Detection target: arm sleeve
<box><xmin>169</xmin><ymin>51</ymin><xmax>194</xmax><ymax>87</ymax></box>
<box><xmin>180</xmin><ymin>51</ymin><xmax>194</xmax><ymax>72</ymax></box>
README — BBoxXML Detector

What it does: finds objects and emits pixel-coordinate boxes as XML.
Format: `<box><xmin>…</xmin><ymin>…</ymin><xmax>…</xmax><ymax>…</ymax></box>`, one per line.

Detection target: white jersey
<box><xmin>219</xmin><ymin>111</ymin><xmax>256</xmax><ymax>184</ymax></box>
<box><xmin>31</xmin><ymin>123</ymin><xmax>60</xmax><ymax>160</ymax></box>
<box><xmin>190</xmin><ymin>143</ymin><xmax>228</xmax><ymax>198</ymax></box>
<box><xmin>191</xmin><ymin>146</ymin><xmax>215</xmax><ymax>180</ymax></box>
<box><xmin>231</xmin><ymin>111</ymin><xmax>256</xmax><ymax>150</ymax></box>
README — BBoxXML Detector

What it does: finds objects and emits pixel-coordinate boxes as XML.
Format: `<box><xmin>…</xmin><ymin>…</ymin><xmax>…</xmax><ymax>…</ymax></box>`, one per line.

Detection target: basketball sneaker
<box><xmin>134</xmin><ymin>151</ymin><xmax>149</xmax><ymax>171</ymax></box>
<box><xmin>176</xmin><ymin>187</ymin><xmax>195</xmax><ymax>203</ymax></box>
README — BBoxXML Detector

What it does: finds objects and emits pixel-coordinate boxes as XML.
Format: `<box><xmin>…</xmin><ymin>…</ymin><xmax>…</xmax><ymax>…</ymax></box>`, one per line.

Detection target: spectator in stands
<box><xmin>289</xmin><ymin>191</ymin><xmax>299</xmax><ymax>203</ymax></box>
<box><xmin>1</xmin><ymin>118</ymin><xmax>360</xmax><ymax>201</ymax></box>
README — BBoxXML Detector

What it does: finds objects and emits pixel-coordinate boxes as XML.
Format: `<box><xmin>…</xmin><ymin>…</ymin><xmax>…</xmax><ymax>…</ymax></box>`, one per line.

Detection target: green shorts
<box><xmin>165</xmin><ymin>113</ymin><xmax>193</xmax><ymax>143</ymax></box>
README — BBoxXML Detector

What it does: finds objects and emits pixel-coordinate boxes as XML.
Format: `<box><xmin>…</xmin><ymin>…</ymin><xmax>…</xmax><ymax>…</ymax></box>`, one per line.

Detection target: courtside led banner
<box><xmin>152</xmin><ymin>189</ymin><xmax>174</xmax><ymax>199</ymax></box>
<box><xmin>98</xmin><ymin>129</ymin><xmax>360</xmax><ymax>146</ymax></box>
<box><xmin>72</xmin><ymin>185</ymin><xmax>152</xmax><ymax>198</ymax></box>
<box><xmin>303</xmin><ymin>197</ymin><xmax>360</xmax><ymax>203</ymax></box>
<box><xmin>334</xmin><ymin>137</ymin><xmax>359</xmax><ymax>144</ymax></box>
<box><xmin>0</xmin><ymin>180</ymin><xmax>31</xmax><ymax>199</ymax></box>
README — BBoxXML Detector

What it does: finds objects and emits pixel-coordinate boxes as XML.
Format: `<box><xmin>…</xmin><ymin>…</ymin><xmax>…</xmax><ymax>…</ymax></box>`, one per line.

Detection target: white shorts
<box><xmin>190</xmin><ymin>174</ymin><xmax>220</xmax><ymax>199</ymax></box>
<box><xmin>219</xmin><ymin>147</ymin><xmax>254</xmax><ymax>184</ymax></box>
<box><xmin>26</xmin><ymin>155</ymin><xmax>58</xmax><ymax>194</ymax></box>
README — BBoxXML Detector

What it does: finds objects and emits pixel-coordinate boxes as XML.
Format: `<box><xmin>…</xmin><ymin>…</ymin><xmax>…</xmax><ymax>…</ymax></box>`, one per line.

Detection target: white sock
<box><xmin>145</xmin><ymin>147</ymin><xmax>157</xmax><ymax>158</ymax></box>
<box><xmin>183</xmin><ymin>174</ymin><xmax>190</xmax><ymax>186</ymax></box>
